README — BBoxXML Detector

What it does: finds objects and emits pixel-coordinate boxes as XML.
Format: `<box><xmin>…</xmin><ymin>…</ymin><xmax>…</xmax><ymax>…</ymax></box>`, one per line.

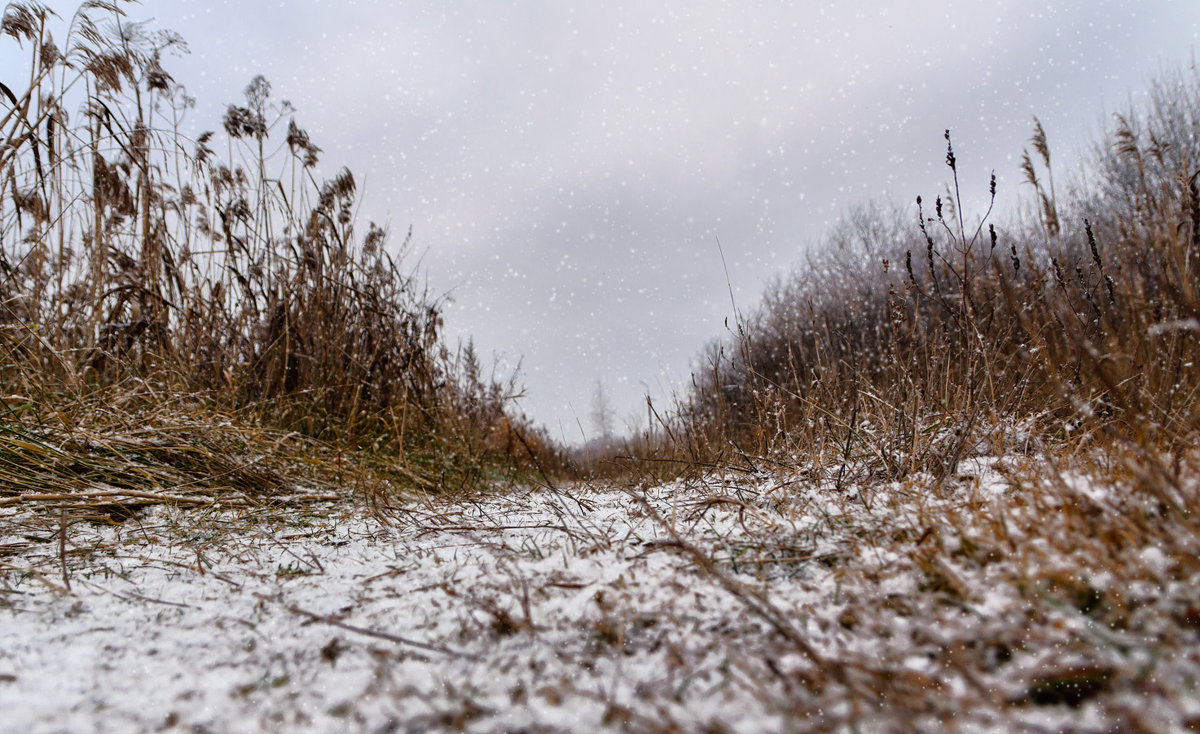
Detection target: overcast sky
<box><xmin>6</xmin><ymin>1</ymin><xmax>1199</xmax><ymax>442</ymax></box>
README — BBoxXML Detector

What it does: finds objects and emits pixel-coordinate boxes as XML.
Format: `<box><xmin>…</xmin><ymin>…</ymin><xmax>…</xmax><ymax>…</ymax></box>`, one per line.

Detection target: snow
<box><xmin>2</xmin><ymin>465</ymin><xmax>1198</xmax><ymax>732</ymax></box>
<box><xmin>1</xmin><ymin>484</ymin><xmax>821</xmax><ymax>733</ymax></box>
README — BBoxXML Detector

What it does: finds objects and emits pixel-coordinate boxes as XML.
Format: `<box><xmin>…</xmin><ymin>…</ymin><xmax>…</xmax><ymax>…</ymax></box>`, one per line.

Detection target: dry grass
<box><xmin>3</xmin><ymin>3</ymin><xmax>1200</xmax><ymax>729</ymax></box>
<box><xmin>0</xmin><ymin>1</ymin><xmax>563</xmax><ymax>524</ymax></box>
<box><xmin>567</xmin><ymin>62</ymin><xmax>1200</xmax><ymax>730</ymax></box>
<box><xmin>594</xmin><ymin>67</ymin><xmax>1200</xmax><ymax>494</ymax></box>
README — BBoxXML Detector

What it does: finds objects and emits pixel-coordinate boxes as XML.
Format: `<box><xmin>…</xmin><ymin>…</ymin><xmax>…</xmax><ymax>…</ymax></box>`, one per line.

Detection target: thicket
<box><xmin>0</xmin><ymin>1</ymin><xmax>562</xmax><ymax>513</ymax></box>
<box><xmin>600</xmin><ymin>66</ymin><xmax>1200</xmax><ymax>498</ymax></box>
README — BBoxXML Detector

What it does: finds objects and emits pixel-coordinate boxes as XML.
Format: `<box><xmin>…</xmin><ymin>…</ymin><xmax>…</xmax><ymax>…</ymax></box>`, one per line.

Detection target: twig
<box><xmin>627</xmin><ymin>490</ymin><xmax>849</xmax><ymax>687</ymax></box>
<box><xmin>0</xmin><ymin>490</ymin><xmax>212</xmax><ymax>507</ymax></box>
<box><xmin>58</xmin><ymin>501</ymin><xmax>70</xmax><ymax>591</ymax></box>
<box><xmin>286</xmin><ymin>604</ymin><xmax>479</xmax><ymax>660</ymax></box>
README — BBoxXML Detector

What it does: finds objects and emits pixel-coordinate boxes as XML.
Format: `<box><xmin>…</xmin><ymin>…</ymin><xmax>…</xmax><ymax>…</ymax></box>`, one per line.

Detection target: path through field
<box><xmin>2</xmin><ymin>467</ymin><xmax>1197</xmax><ymax>733</ymax></box>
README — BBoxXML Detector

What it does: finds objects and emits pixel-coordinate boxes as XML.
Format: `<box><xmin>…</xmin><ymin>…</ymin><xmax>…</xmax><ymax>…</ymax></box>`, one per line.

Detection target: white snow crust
<box><xmin>2</xmin><ymin>467</ymin><xmax>1198</xmax><ymax>733</ymax></box>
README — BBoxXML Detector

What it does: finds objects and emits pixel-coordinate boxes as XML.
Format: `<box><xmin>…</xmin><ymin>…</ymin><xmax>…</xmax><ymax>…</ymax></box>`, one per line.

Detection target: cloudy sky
<box><xmin>6</xmin><ymin>1</ymin><xmax>1199</xmax><ymax>441</ymax></box>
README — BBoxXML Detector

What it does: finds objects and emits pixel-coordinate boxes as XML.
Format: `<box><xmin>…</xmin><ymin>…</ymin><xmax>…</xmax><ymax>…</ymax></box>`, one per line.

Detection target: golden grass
<box><xmin>0</xmin><ymin>1</ymin><xmax>564</xmax><ymax>522</ymax></box>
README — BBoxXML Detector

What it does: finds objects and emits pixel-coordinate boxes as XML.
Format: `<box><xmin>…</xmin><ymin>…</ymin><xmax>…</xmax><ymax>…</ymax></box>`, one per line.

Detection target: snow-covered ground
<box><xmin>2</xmin><ymin>464</ymin><xmax>1198</xmax><ymax>733</ymax></box>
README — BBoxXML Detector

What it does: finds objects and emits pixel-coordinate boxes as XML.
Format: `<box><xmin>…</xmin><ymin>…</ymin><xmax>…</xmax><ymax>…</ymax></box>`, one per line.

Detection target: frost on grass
<box><xmin>1</xmin><ymin>460</ymin><xmax>1198</xmax><ymax>733</ymax></box>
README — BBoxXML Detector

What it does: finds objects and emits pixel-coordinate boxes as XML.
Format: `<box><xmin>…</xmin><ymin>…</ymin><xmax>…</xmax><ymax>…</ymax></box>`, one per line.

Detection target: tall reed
<box><xmin>0</xmin><ymin>1</ymin><xmax>562</xmax><ymax>502</ymax></box>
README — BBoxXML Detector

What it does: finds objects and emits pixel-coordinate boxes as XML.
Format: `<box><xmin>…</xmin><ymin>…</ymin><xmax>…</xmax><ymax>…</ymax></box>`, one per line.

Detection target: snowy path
<box><xmin>2</xmin><ymin>483</ymin><xmax>831</xmax><ymax>733</ymax></box>
<box><xmin>3</xmin><ymin>469</ymin><xmax>1198</xmax><ymax>733</ymax></box>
